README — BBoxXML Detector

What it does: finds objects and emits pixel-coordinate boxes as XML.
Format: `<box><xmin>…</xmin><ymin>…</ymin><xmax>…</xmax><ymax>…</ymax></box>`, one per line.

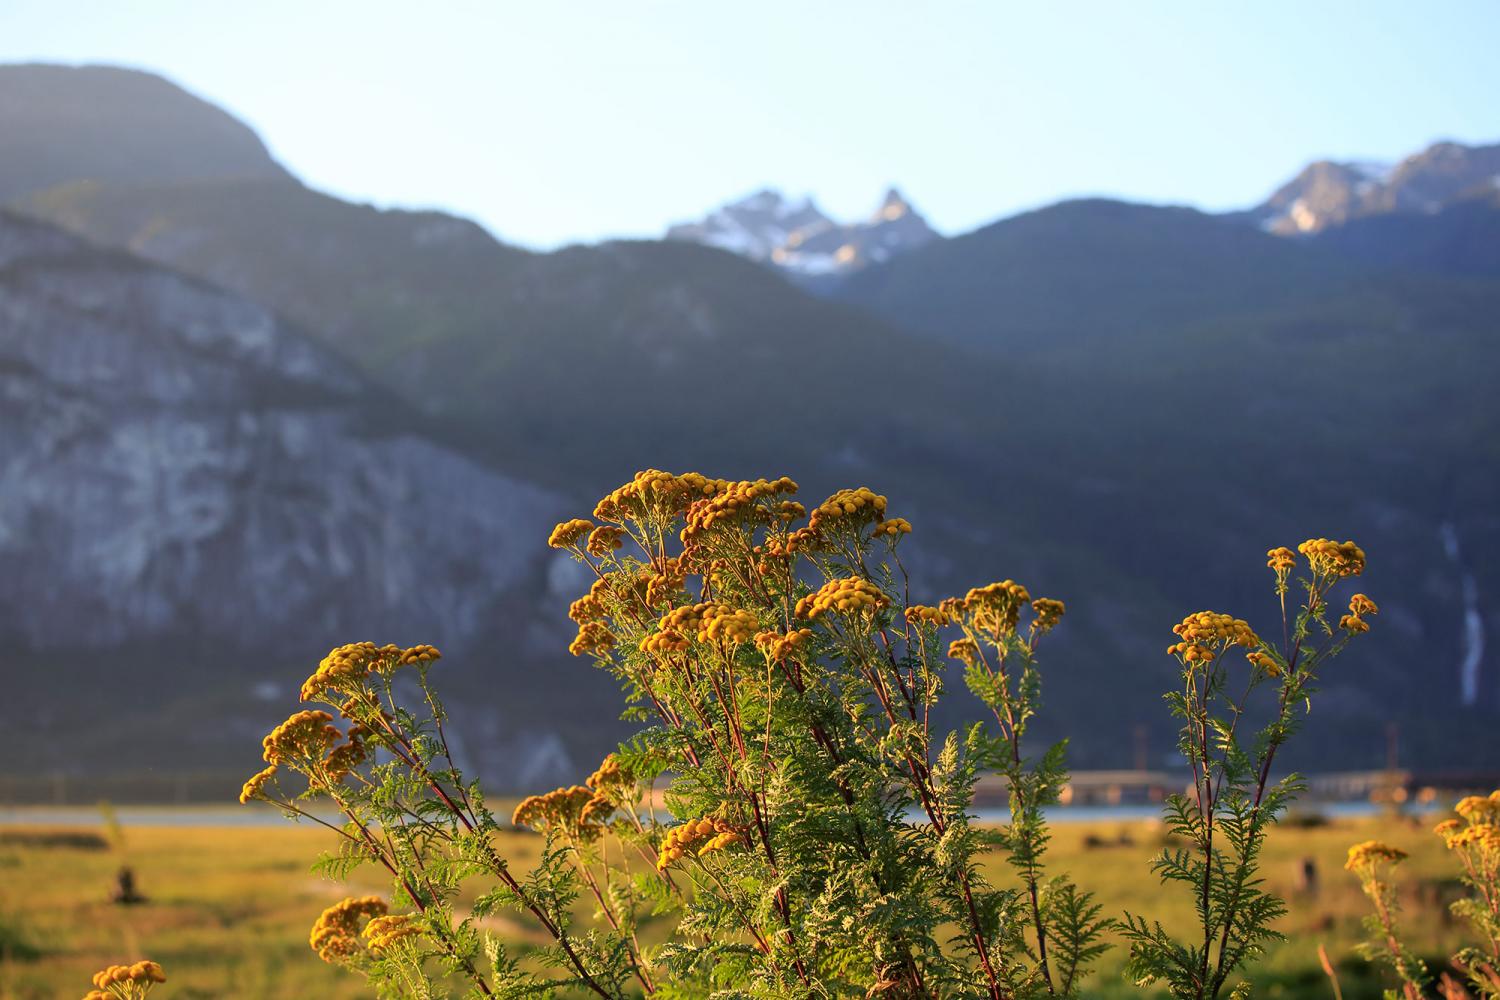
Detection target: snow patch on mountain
<box><xmin>667</xmin><ymin>186</ymin><xmax>939</xmax><ymax>278</ymax></box>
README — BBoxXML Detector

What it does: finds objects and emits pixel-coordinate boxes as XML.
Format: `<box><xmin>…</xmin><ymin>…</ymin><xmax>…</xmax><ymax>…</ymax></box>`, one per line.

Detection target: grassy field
<box><xmin>0</xmin><ymin>809</ymin><xmax>1468</xmax><ymax>999</ymax></box>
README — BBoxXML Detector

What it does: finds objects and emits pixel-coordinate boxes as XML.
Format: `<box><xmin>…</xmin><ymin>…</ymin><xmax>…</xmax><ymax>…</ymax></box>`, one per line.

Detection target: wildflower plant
<box><xmin>1120</xmin><ymin>540</ymin><xmax>1377</xmax><ymax>999</ymax></box>
<box><xmin>245</xmin><ymin>468</ymin><xmax>1377</xmax><ymax>999</ymax></box>
<box><xmin>1345</xmin><ymin>840</ymin><xmax>1425</xmax><ymax>999</ymax></box>
<box><xmin>537</xmin><ymin>472</ymin><xmax>1107</xmax><ymax>998</ymax></box>
<box><xmin>1348</xmin><ymin>791</ymin><xmax>1500</xmax><ymax>998</ymax></box>
<box><xmin>1442</xmin><ymin>794</ymin><xmax>1500</xmax><ymax>996</ymax></box>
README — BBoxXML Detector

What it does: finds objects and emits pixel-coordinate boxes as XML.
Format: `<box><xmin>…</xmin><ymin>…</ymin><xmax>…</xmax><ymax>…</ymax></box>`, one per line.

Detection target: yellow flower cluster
<box><xmin>397</xmin><ymin>644</ymin><xmax>441</xmax><ymax>666</ymax></box>
<box><xmin>807</xmin><ymin>487</ymin><xmax>888</xmax><ymax>534</ymax></box>
<box><xmin>1345</xmin><ymin>840</ymin><xmax>1407</xmax><ymax>872</ymax></box>
<box><xmin>1298</xmin><ymin>538</ymin><xmax>1366</xmax><ymax>578</ymax></box>
<box><xmin>905</xmin><ymin>604</ymin><xmax>953</xmax><ymax>627</ymax></box>
<box><xmin>300</xmin><ymin>641</ymin><xmax>388</xmax><ymax>701</ymax></box>
<box><xmin>569</xmin><ymin>594</ymin><xmax>605</xmax><ymax>623</ymax></box>
<box><xmin>795</xmin><ymin>577</ymin><xmax>889</xmax><ymax>619</ymax></box>
<box><xmin>681</xmin><ymin>477</ymin><xmax>799</xmax><ymax>541</ymax></box>
<box><xmin>656</xmin><ymin>816</ymin><xmax>742</xmax><ymax>869</ymax></box>
<box><xmin>593</xmin><ymin>470</ymin><xmax>730</xmax><ymax>524</ymax></box>
<box><xmin>83</xmin><ymin>961</ymin><xmax>166</xmax><ymax>999</ymax></box>
<box><xmin>512</xmin><ymin>784</ymin><xmax>607</xmax><ymax>841</ymax></box>
<box><xmin>784</xmin><ymin>527</ymin><xmax>822</xmax><ymax>553</ymax></box>
<box><xmin>700</xmin><ymin>606</ymin><xmax>759</xmax><ymax>645</ymax></box>
<box><xmin>585</xmin><ymin>753</ymin><xmax>634</xmax><ymax>803</ymax></box>
<box><xmin>1245</xmin><ymin>650</ymin><xmax>1281</xmax><ymax>676</ymax></box>
<box><xmin>1435</xmin><ymin>790</ymin><xmax>1500</xmax><ymax>860</ymax></box>
<box><xmin>1172</xmin><ymin>611</ymin><xmax>1260</xmax><ymax>647</ymax></box>
<box><xmin>548</xmin><ymin>518</ymin><xmax>594</xmax><ymax>549</ymax></box>
<box><xmin>262</xmin><ymin>710</ymin><xmax>340</xmax><ymax>765</ymax></box>
<box><xmin>872</xmin><ymin>517</ymin><xmax>912</xmax><ymax>539</ymax></box>
<box><xmin>1168</xmin><ymin>612</ymin><xmax>1261</xmax><ymax>665</ymax></box>
<box><xmin>644</xmin><ymin>559</ymin><xmax>687</xmax><ymax>607</ymax></box>
<box><xmin>944</xmin><ymin>580</ymin><xmax>1033</xmax><ymax>637</ymax></box>
<box><xmin>569</xmin><ymin>621</ymin><xmax>615</xmax><ymax>657</ymax></box>
<box><xmin>310</xmin><ymin>896</ymin><xmax>387</xmax><ymax>963</ymax></box>
<box><xmin>586</xmin><ymin>525</ymin><xmax>626</xmax><ymax>556</ymax></box>
<box><xmin>1455</xmin><ymin>792</ymin><xmax>1500</xmax><ymax>823</ymax></box>
<box><xmin>754</xmin><ymin>628</ymin><xmax>814</xmax><ymax>661</ymax></box>
<box><xmin>1031</xmin><ymin>597</ymin><xmax>1066</xmax><ymax>635</ymax></box>
<box><xmin>1266</xmin><ymin>546</ymin><xmax>1297</xmax><ymax>593</ymax></box>
<box><xmin>1168</xmin><ymin>642</ymin><xmax>1215</xmax><ymax>664</ymax></box>
<box><xmin>1340</xmin><ymin>593</ymin><xmax>1379</xmax><ymax>635</ymax></box>
<box><xmin>322</xmin><ymin>732</ymin><xmax>368</xmax><ymax>784</ymax></box>
<box><xmin>640</xmin><ymin>627</ymin><xmax>690</xmax><ymax>655</ymax></box>
<box><xmin>642</xmin><ymin>601</ymin><xmax>759</xmax><ymax>650</ymax></box>
<box><xmin>299</xmin><ymin>643</ymin><xmax>439</xmax><ymax>702</ymax></box>
<box><xmin>1266</xmin><ymin>547</ymin><xmax>1296</xmax><ymax>574</ymax></box>
<box><xmin>1448</xmin><ymin>824</ymin><xmax>1500</xmax><ymax>854</ymax></box>
<box><xmin>776</xmin><ymin>500</ymin><xmax>806</xmax><ymax>521</ymax></box>
<box><xmin>948</xmin><ymin>638</ymin><xmax>980</xmax><ymax>665</ymax></box>
<box><xmin>363</xmin><ymin>913</ymin><xmax>422</xmax><ymax>953</ymax></box>
<box><xmin>238</xmin><ymin>764</ymin><xmax>278</xmax><ymax>804</ymax></box>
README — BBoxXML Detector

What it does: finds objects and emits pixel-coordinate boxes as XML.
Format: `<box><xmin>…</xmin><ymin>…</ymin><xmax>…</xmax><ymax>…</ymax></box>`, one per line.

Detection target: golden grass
<box><xmin>0</xmin><ymin>810</ymin><xmax>1468</xmax><ymax>999</ymax></box>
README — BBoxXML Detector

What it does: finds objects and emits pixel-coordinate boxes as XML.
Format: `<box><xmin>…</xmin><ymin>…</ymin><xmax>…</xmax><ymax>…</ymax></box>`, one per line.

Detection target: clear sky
<box><xmin>2</xmin><ymin>1</ymin><xmax>1496</xmax><ymax>249</ymax></box>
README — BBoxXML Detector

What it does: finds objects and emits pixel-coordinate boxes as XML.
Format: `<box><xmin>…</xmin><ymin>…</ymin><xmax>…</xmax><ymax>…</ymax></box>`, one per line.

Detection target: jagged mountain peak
<box><xmin>874</xmin><ymin>186</ymin><xmax>914</xmax><ymax>221</ymax></box>
<box><xmin>1249</xmin><ymin>138</ymin><xmax>1500</xmax><ymax>235</ymax></box>
<box><xmin>668</xmin><ymin>185</ymin><xmax>939</xmax><ymax>280</ymax></box>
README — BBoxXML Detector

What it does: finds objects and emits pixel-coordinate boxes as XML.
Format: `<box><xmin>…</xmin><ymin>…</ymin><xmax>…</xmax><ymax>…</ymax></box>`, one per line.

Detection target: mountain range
<box><xmin>3</xmin><ymin>62</ymin><xmax>1497</xmax><ymax>790</ymax></box>
<box><xmin>666</xmin><ymin>187</ymin><xmax>939</xmax><ymax>282</ymax></box>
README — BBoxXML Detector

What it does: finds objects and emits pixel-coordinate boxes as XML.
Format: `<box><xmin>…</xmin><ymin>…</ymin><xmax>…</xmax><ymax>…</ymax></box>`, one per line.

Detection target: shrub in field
<box><xmin>239</xmin><ymin>470</ymin><xmax>1377</xmax><ymax>999</ymax></box>
<box><xmin>1345</xmin><ymin>791</ymin><xmax>1500</xmax><ymax>998</ymax></box>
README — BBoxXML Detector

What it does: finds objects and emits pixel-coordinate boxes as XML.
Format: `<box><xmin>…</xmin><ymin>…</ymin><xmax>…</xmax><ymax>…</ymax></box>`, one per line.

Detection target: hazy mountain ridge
<box><xmin>0</xmin><ymin>64</ymin><xmax>289</xmax><ymax>205</ymax></box>
<box><xmin>830</xmin><ymin>198</ymin><xmax>1362</xmax><ymax>353</ymax></box>
<box><xmin>5</xmin><ymin>64</ymin><xmax>1500</xmax><ymax>780</ymax></box>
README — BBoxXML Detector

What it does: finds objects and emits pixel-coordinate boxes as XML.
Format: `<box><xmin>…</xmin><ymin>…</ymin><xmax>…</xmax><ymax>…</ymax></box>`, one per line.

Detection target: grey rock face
<box><xmin>1247</xmin><ymin>140</ymin><xmax>1500</xmax><ymax>235</ymax></box>
<box><xmin>0</xmin><ymin>211</ymin><xmax>560</xmax><ymax>655</ymax></box>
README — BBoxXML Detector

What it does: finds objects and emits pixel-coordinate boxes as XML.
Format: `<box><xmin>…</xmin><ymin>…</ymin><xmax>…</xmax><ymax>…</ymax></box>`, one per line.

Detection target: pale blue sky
<box><xmin>2</xmin><ymin>1</ymin><xmax>1496</xmax><ymax>248</ymax></box>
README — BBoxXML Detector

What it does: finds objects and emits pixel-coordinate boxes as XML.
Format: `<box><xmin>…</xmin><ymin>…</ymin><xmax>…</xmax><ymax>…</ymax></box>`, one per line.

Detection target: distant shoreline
<box><xmin>0</xmin><ymin>800</ymin><xmax>1439</xmax><ymax>829</ymax></box>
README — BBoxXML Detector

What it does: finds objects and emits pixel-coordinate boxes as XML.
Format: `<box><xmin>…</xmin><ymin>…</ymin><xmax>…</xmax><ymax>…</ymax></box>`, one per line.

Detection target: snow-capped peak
<box><xmin>667</xmin><ymin>186</ymin><xmax>939</xmax><ymax>280</ymax></box>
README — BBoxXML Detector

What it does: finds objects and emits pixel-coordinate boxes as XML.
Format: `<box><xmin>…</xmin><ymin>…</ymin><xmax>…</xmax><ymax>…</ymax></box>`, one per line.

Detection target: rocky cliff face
<box><xmin>0</xmin><ymin>208</ymin><xmax>561</xmax><ymax>673</ymax></box>
<box><xmin>1246</xmin><ymin>141</ymin><xmax>1500</xmax><ymax>235</ymax></box>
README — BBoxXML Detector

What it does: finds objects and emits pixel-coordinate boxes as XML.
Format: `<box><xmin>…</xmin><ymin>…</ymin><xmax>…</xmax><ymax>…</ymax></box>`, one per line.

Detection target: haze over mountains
<box><xmin>3</xmin><ymin>63</ymin><xmax>1497</xmax><ymax>788</ymax></box>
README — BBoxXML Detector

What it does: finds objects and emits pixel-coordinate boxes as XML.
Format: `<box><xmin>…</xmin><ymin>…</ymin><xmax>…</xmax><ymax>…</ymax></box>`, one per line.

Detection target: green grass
<box><xmin>0</xmin><ymin>812</ymin><xmax>1469</xmax><ymax>998</ymax></box>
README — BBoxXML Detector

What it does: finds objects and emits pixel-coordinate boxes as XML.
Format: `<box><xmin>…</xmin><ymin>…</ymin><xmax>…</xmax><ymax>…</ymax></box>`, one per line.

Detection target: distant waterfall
<box><xmin>1440</xmin><ymin>521</ymin><xmax>1485</xmax><ymax>707</ymax></box>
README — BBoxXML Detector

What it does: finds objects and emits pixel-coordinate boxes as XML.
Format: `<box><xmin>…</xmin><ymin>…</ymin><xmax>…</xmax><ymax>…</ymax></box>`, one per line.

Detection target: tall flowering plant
<box><xmin>1342</xmin><ymin>792</ymin><xmax>1500</xmax><ymax>999</ymax></box>
<box><xmin>1122</xmin><ymin>540</ymin><xmax>1377</xmax><ymax>999</ymax></box>
<box><xmin>535</xmin><ymin>472</ymin><xmax>1104</xmax><ymax>997</ymax></box>
<box><xmin>239</xmin><ymin>469</ymin><xmax>1375</xmax><ymax>999</ymax></box>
